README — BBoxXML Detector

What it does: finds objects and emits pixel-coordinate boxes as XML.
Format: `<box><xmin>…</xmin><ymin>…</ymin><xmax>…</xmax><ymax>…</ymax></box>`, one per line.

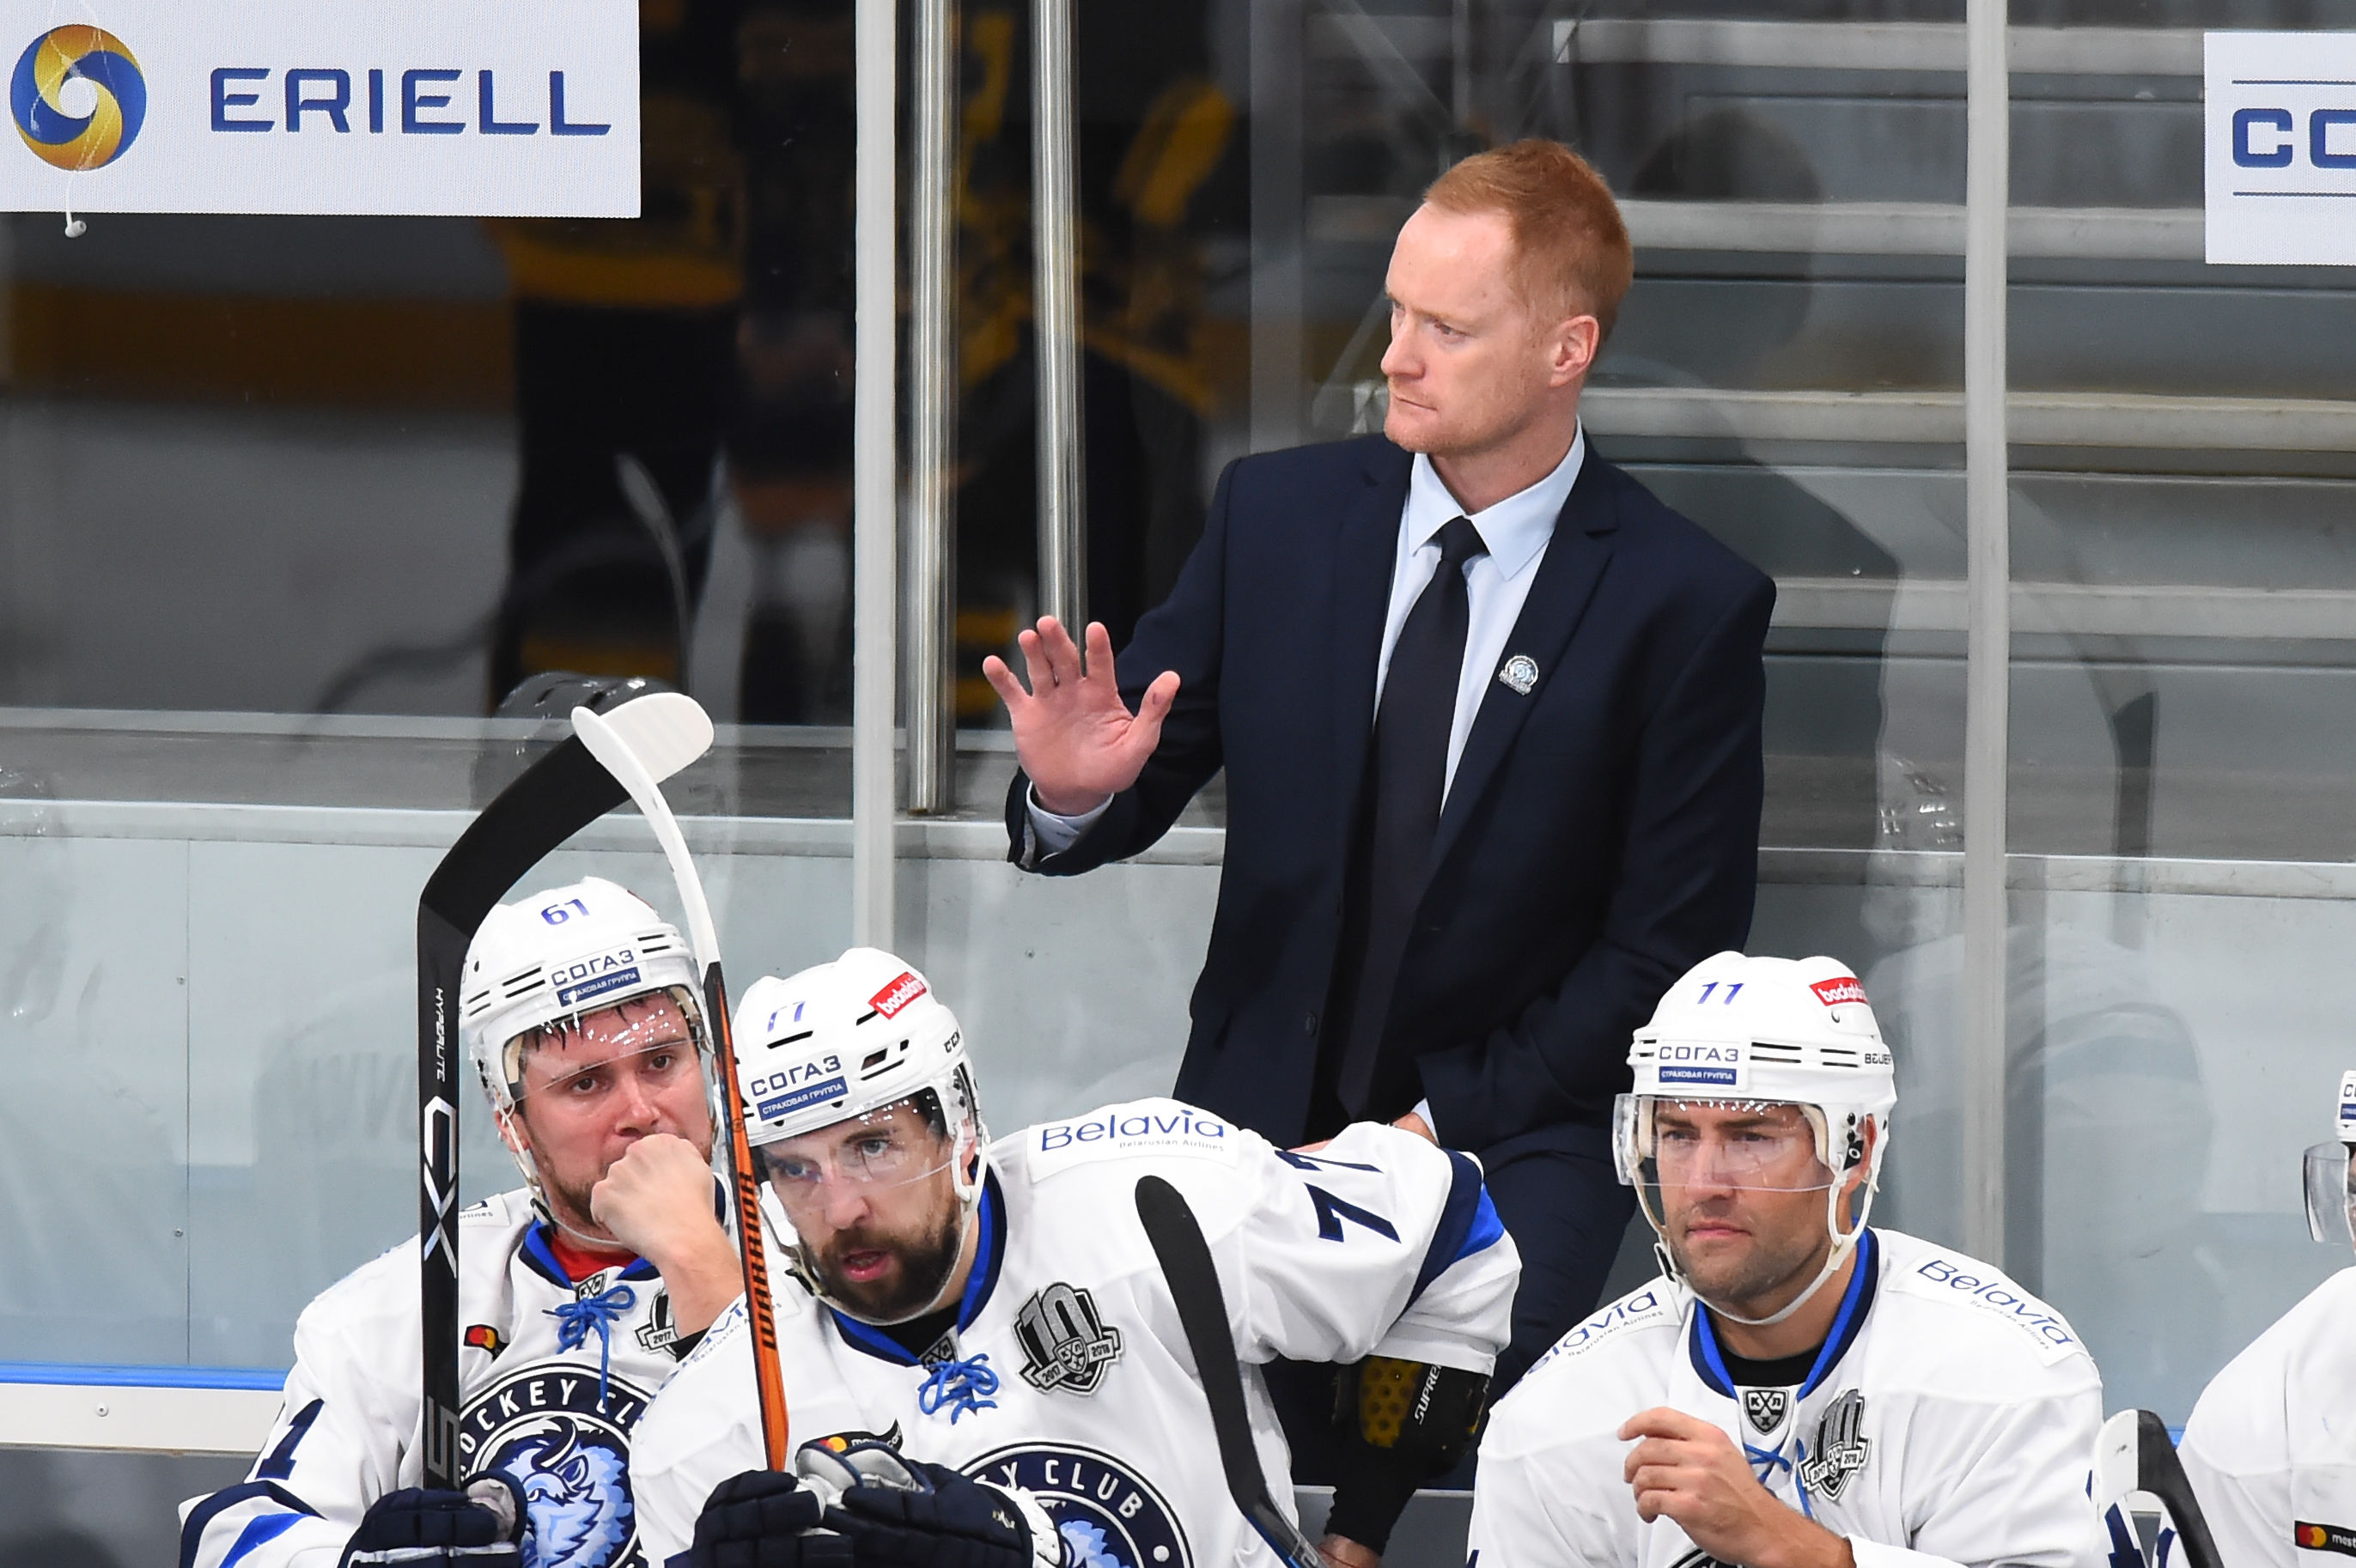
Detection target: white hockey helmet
<box><xmin>732</xmin><ymin>949</ymin><xmax>986</xmax><ymax>1322</ymax></box>
<box><xmin>2302</xmin><ymin>1069</ymin><xmax>2356</xmax><ymax>1249</ymax></box>
<box><xmin>460</xmin><ymin>876</ymin><xmax>708</xmax><ymax>1125</ymax></box>
<box><xmin>1615</xmin><ymin>951</ymin><xmax>1896</xmax><ymax>1325</ymax></box>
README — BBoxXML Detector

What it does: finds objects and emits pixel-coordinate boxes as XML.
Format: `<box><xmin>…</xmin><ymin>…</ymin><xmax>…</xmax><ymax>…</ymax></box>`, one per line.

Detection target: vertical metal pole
<box><xmin>1960</xmin><ymin>0</ymin><xmax>2011</xmax><ymax>1266</ymax></box>
<box><xmin>1032</xmin><ymin>0</ymin><xmax>1087</xmax><ymax>629</ymax></box>
<box><xmin>853</xmin><ymin>0</ymin><xmax>899</xmax><ymax>947</ymax></box>
<box><xmin>907</xmin><ymin>0</ymin><xmax>959</xmax><ymax>814</ymax></box>
<box><xmin>1249</xmin><ymin>0</ymin><xmax>1305</xmax><ymax>452</ymax></box>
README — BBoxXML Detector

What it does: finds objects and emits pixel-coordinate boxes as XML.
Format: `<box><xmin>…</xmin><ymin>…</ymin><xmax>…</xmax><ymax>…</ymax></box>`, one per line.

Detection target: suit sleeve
<box><xmin>1417</xmin><ymin>568</ymin><xmax>1775</xmax><ymax>1149</ymax></box>
<box><xmin>178</xmin><ymin>1277</ymin><xmax>417</xmax><ymax>1568</ymax></box>
<box><xmin>1201</xmin><ymin>1121</ymin><xmax>1519</xmax><ymax>1374</ymax></box>
<box><xmin>1004</xmin><ymin>459</ymin><xmax>1237</xmax><ymax>872</ymax></box>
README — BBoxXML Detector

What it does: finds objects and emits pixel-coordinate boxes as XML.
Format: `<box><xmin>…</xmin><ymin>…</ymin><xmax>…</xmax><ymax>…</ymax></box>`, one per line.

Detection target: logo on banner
<box><xmin>10</xmin><ymin>26</ymin><xmax>146</xmax><ymax>170</ymax></box>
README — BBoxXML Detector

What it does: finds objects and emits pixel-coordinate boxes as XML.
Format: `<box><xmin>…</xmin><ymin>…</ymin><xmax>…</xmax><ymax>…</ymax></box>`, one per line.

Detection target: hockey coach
<box><xmin>180</xmin><ymin>878</ymin><xmax>758</xmax><ymax>1568</ymax></box>
<box><xmin>1469</xmin><ymin>954</ymin><xmax>2109</xmax><ymax>1568</ymax></box>
<box><xmin>985</xmin><ymin>137</ymin><xmax>1774</xmax><ymax>1396</ymax></box>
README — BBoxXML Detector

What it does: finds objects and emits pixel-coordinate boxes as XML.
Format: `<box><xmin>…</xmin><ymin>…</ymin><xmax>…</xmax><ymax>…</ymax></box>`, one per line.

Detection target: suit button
<box><xmin>1304</xmin><ymin>1012</ymin><xmax>1320</xmax><ymax>1035</ymax></box>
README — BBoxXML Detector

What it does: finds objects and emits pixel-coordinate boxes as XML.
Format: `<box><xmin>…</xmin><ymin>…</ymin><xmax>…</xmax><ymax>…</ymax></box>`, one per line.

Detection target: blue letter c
<box><xmin>2234</xmin><ymin>106</ymin><xmax>2294</xmax><ymax>167</ymax></box>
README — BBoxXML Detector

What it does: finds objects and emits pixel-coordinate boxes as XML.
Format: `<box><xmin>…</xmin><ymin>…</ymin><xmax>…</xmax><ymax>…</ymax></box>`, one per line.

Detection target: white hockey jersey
<box><xmin>179</xmin><ymin>1188</ymin><xmax>796</xmax><ymax>1568</ymax></box>
<box><xmin>1468</xmin><ymin>1227</ymin><xmax>2110</xmax><ymax>1568</ymax></box>
<box><xmin>2180</xmin><ymin>1264</ymin><xmax>2356</xmax><ymax>1567</ymax></box>
<box><xmin>632</xmin><ymin>1097</ymin><xmax>1520</xmax><ymax>1567</ymax></box>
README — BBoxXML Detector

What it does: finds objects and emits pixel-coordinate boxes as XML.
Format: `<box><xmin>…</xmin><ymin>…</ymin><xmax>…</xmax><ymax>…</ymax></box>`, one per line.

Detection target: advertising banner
<box><xmin>2207</xmin><ymin>31</ymin><xmax>2356</xmax><ymax>265</ymax></box>
<box><xmin>2</xmin><ymin>1</ymin><xmax>638</xmax><ymax>216</ymax></box>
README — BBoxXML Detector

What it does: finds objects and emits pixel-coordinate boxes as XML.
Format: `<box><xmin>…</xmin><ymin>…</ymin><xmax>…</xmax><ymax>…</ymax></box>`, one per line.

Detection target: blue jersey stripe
<box><xmin>1408</xmin><ymin>1150</ymin><xmax>1502</xmax><ymax>1306</ymax></box>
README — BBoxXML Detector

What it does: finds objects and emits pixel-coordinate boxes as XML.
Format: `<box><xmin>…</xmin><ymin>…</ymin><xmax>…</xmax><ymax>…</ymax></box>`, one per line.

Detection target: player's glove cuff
<box><xmin>801</xmin><ymin>1439</ymin><xmax>1068</xmax><ymax>1568</ymax></box>
<box><xmin>339</xmin><ymin>1480</ymin><xmax>527</xmax><ymax>1568</ymax></box>
<box><xmin>686</xmin><ymin>1468</ymin><xmax>851</xmax><ymax>1568</ymax></box>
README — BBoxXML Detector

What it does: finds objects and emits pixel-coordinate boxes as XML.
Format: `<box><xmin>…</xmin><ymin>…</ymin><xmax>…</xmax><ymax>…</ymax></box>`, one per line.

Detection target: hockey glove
<box><xmin>684</xmin><ymin>1470</ymin><xmax>854</xmax><ymax>1568</ymax></box>
<box><xmin>1325</xmin><ymin>1357</ymin><xmax>1492</xmax><ymax>1553</ymax></box>
<box><xmin>799</xmin><ymin>1440</ymin><xmax>1068</xmax><ymax>1568</ymax></box>
<box><xmin>339</xmin><ymin>1477</ymin><xmax>527</xmax><ymax>1568</ymax></box>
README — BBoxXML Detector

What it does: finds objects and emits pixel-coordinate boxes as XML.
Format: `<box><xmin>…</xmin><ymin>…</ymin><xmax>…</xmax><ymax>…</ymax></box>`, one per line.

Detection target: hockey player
<box><xmin>1467</xmin><ymin>952</ymin><xmax>2110</xmax><ymax>1568</ymax></box>
<box><xmin>181</xmin><ymin>878</ymin><xmax>761</xmax><ymax>1568</ymax></box>
<box><xmin>630</xmin><ymin>945</ymin><xmax>1519</xmax><ymax>1568</ymax></box>
<box><xmin>2179</xmin><ymin>1068</ymin><xmax>2356</xmax><ymax>1565</ymax></box>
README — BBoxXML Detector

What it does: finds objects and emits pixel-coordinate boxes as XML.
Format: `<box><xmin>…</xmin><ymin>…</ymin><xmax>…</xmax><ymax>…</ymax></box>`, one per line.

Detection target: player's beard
<box><xmin>1665</xmin><ymin>1197</ymin><xmax>1832</xmax><ymax>1317</ymax></box>
<box><xmin>807</xmin><ymin>1200</ymin><xmax>968</xmax><ymax>1323</ymax></box>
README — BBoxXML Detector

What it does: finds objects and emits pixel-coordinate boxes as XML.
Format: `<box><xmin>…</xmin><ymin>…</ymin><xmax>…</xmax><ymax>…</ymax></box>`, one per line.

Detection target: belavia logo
<box><xmin>871</xmin><ymin>972</ymin><xmax>927</xmax><ymax>1018</ymax></box>
<box><xmin>1811</xmin><ymin>975</ymin><xmax>1868</xmax><ymax>1008</ymax></box>
<box><xmin>11</xmin><ymin>25</ymin><xmax>146</xmax><ymax>170</ymax></box>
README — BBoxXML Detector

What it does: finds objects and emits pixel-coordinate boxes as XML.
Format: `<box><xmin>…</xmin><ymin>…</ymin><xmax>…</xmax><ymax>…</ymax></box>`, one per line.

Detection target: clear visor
<box><xmin>756</xmin><ymin>1098</ymin><xmax>960</xmax><ymax>1225</ymax></box>
<box><xmin>505</xmin><ymin>985</ymin><xmax>709</xmax><ymax>1111</ymax></box>
<box><xmin>1616</xmin><ymin>1094</ymin><xmax>1837</xmax><ymax>1194</ymax></box>
<box><xmin>2304</xmin><ymin>1141</ymin><xmax>2356</xmax><ymax>1247</ymax></box>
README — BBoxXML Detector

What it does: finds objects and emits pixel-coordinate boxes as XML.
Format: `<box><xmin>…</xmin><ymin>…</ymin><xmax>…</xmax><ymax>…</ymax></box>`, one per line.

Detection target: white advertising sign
<box><xmin>2</xmin><ymin>1</ymin><xmax>638</xmax><ymax>216</ymax></box>
<box><xmin>2207</xmin><ymin>31</ymin><xmax>2356</xmax><ymax>264</ymax></box>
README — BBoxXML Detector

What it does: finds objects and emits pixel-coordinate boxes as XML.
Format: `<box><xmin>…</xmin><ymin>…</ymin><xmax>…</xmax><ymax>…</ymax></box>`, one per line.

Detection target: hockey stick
<box><xmin>2093</xmin><ymin>1409</ymin><xmax>2223</xmax><ymax>1568</ymax></box>
<box><xmin>1134</xmin><ymin>1176</ymin><xmax>1327</xmax><ymax>1568</ymax></box>
<box><xmin>417</xmin><ymin>691</ymin><xmax>711</xmax><ymax>1488</ymax></box>
<box><xmin>572</xmin><ymin>696</ymin><xmax>792</xmax><ymax>1471</ymax></box>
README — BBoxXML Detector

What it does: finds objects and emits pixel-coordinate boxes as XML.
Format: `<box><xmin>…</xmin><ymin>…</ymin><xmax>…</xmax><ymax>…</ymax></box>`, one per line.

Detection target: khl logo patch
<box><xmin>460</xmin><ymin>1365</ymin><xmax>651</xmax><ymax>1568</ymax></box>
<box><xmin>1798</xmin><ymin>1389</ymin><xmax>1871</xmax><ymax>1504</ymax></box>
<box><xmin>1742</xmin><ymin>1388</ymin><xmax>1790</xmax><ymax>1437</ymax></box>
<box><xmin>1014</xmin><ymin>1282</ymin><xmax>1124</xmax><ymax>1394</ymax></box>
<box><xmin>968</xmin><ymin>1444</ymin><xmax>1189</xmax><ymax>1568</ymax></box>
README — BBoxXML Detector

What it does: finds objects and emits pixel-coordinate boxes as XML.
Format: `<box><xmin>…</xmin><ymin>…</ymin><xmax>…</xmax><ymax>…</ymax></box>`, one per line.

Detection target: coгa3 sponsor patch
<box><xmin>460</xmin><ymin>1364</ymin><xmax>651</xmax><ymax>1568</ymax></box>
<box><xmin>1014</xmin><ymin>1283</ymin><xmax>1124</xmax><ymax>1394</ymax></box>
<box><xmin>1743</xmin><ymin>1388</ymin><xmax>1790</xmax><ymax>1436</ymax></box>
<box><xmin>968</xmin><ymin>1444</ymin><xmax>1188</xmax><ymax>1568</ymax></box>
<box><xmin>1798</xmin><ymin>1389</ymin><xmax>1870</xmax><ymax>1504</ymax></box>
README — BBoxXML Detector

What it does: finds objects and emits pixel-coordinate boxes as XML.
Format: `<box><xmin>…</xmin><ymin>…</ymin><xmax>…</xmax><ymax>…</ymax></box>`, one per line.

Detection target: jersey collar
<box><xmin>520</xmin><ymin>1221</ymin><xmax>660</xmax><ymax>1291</ymax></box>
<box><xmin>827</xmin><ymin>1168</ymin><xmax>1008</xmax><ymax>1365</ymax></box>
<box><xmin>1688</xmin><ymin>1227</ymin><xmax>1880</xmax><ymax>1400</ymax></box>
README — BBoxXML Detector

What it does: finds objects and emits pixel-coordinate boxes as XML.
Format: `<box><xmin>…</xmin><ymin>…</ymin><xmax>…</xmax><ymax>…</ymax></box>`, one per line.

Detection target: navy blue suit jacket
<box><xmin>1006</xmin><ymin>435</ymin><xmax>1774</xmax><ymax>1153</ymax></box>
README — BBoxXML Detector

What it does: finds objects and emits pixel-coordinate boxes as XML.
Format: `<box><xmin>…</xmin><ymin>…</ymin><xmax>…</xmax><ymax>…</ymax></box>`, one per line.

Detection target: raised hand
<box><xmin>981</xmin><ymin>617</ymin><xmax>1179</xmax><ymax>817</ymax></box>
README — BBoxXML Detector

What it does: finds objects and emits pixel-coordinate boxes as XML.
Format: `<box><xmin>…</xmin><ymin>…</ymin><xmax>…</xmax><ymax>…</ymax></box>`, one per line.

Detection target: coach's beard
<box><xmin>809</xmin><ymin>1204</ymin><xmax>968</xmax><ymax>1324</ymax></box>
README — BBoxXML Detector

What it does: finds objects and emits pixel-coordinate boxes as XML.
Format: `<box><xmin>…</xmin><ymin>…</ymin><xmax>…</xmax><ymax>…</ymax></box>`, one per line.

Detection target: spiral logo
<box><xmin>10</xmin><ymin>26</ymin><xmax>146</xmax><ymax>171</ymax></box>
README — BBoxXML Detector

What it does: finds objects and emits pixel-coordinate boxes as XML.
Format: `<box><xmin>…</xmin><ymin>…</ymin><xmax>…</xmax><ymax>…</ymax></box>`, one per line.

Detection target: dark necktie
<box><xmin>1335</xmin><ymin>515</ymin><xmax>1488</xmax><ymax>1118</ymax></box>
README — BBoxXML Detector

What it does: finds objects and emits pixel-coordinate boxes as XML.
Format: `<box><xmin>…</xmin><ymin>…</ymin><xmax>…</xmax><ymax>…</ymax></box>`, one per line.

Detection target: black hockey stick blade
<box><xmin>1134</xmin><ymin>1176</ymin><xmax>1327</xmax><ymax>1568</ymax></box>
<box><xmin>2093</xmin><ymin>1409</ymin><xmax>2224</xmax><ymax>1568</ymax></box>
<box><xmin>416</xmin><ymin>716</ymin><xmax>676</xmax><ymax>1486</ymax></box>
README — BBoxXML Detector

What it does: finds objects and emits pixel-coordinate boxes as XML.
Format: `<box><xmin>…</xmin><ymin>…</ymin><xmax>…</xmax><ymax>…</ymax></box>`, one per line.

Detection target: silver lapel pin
<box><xmin>1498</xmin><ymin>654</ymin><xmax>1540</xmax><ymax>696</ymax></box>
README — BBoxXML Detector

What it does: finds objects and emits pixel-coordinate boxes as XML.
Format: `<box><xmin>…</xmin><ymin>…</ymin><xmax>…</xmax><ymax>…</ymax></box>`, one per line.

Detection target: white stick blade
<box><xmin>578</xmin><ymin>691</ymin><xmax>713</xmax><ymax>784</ymax></box>
<box><xmin>2094</xmin><ymin>1408</ymin><xmax>2143</xmax><ymax>1508</ymax></box>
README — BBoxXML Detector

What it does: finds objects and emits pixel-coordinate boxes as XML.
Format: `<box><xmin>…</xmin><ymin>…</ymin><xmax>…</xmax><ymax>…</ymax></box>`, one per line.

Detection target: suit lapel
<box><xmin>1329</xmin><ymin>444</ymin><xmax>1412</xmax><ymax>834</ymax></box>
<box><xmin>1428</xmin><ymin>456</ymin><xmax>1622</xmax><ymax>872</ymax></box>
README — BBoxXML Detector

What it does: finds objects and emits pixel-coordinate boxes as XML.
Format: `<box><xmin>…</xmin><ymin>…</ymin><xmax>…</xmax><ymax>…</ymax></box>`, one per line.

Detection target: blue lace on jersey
<box><xmin>547</xmin><ymin>1283</ymin><xmax>638</xmax><ymax>1410</ymax></box>
<box><xmin>917</xmin><ymin>1352</ymin><xmax>1002</xmax><ymax>1424</ymax></box>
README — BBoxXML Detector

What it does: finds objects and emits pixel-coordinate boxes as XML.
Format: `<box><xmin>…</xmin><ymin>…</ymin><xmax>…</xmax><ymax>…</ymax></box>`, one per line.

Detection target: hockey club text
<box><xmin>969</xmin><ymin>1443</ymin><xmax>1190</xmax><ymax>1568</ymax></box>
<box><xmin>459</xmin><ymin>1365</ymin><xmax>649</xmax><ymax>1568</ymax></box>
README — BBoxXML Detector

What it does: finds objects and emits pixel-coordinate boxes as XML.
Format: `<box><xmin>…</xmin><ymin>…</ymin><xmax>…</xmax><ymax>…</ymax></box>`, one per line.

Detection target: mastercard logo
<box><xmin>10</xmin><ymin>26</ymin><xmax>146</xmax><ymax>172</ymax></box>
